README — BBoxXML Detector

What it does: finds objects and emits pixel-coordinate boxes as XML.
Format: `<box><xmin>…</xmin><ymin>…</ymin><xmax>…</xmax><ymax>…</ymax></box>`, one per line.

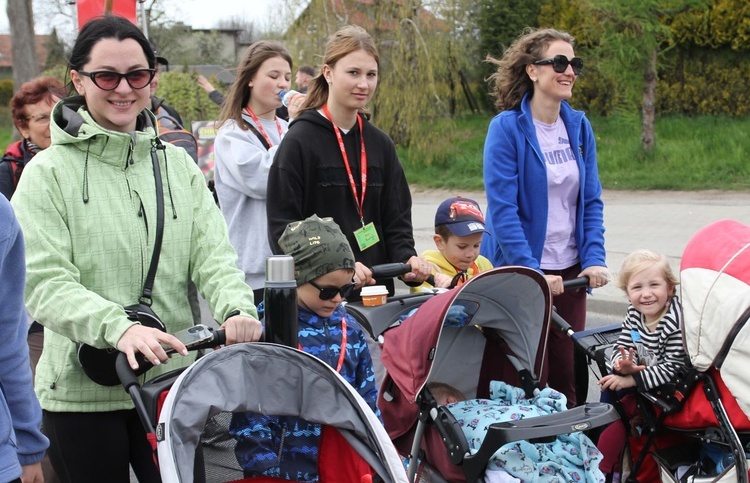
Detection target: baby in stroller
<box><xmin>378</xmin><ymin>266</ymin><xmax>618</xmax><ymax>483</ymax></box>
<box><xmin>596</xmin><ymin>250</ymin><xmax>688</xmax><ymax>481</ymax></box>
<box><xmin>428</xmin><ymin>382</ymin><xmax>605</xmax><ymax>482</ymax></box>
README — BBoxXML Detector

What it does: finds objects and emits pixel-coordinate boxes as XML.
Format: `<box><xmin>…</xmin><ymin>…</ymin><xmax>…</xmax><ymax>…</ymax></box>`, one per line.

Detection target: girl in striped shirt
<box><xmin>597</xmin><ymin>250</ymin><xmax>687</xmax><ymax>481</ymax></box>
<box><xmin>598</xmin><ymin>250</ymin><xmax>687</xmax><ymax>392</ymax></box>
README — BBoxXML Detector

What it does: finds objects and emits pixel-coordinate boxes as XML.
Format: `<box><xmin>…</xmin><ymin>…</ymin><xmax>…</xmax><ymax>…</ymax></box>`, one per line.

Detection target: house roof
<box><xmin>0</xmin><ymin>35</ymin><xmax>51</xmax><ymax>68</ymax></box>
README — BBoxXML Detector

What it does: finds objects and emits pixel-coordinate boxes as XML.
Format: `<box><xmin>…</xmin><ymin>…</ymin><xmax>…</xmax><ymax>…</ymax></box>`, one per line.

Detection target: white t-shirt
<box><xmin>534</xmin><ymin>117</ymin><xmax>580</xmax><ymax>270</ymax></box>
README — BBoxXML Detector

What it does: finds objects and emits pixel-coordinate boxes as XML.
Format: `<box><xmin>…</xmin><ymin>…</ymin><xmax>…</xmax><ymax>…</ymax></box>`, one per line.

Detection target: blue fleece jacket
<box><xmin>0</xmin><ymin>196</ymin><xmax>48</xmax><ymax>482</ymax></box>
<box><xmin>480</xmin><ymin>94</ymin><xmax>606</xmax><ymax>271</ymax></box>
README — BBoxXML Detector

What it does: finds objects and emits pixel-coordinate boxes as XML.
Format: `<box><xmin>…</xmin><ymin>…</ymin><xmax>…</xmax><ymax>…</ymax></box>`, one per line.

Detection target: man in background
<box><xmin>295</xmin><ymin>65</ymin><xmax>315</xmax><ymax>93</ymax></box>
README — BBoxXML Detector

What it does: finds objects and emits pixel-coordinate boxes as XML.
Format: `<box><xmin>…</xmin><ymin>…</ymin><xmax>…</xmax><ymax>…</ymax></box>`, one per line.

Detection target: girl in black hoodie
<box><xmin>267</xmin><ymin>25</ymin><xmax>431</xmax><ymax>298</ymax></box>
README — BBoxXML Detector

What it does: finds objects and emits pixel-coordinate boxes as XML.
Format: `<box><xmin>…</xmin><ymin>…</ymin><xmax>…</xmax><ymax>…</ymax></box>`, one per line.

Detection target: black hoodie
<box><xmin>267</xmin><ymin>110</ymin><xmax>417</xmax><ymax>295</ymax></box>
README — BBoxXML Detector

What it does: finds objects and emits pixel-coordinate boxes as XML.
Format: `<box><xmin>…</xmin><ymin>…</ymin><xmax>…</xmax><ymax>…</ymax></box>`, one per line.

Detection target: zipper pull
<box><xmin>128</xmin><ymin>139</ymin><xmax>135</xmax><ymax>165</ymax></box>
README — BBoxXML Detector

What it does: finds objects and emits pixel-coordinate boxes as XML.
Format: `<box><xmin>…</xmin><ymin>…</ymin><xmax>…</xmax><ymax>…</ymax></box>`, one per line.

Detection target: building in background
<box><xmin>0</xmin><ymin>35</ymin><xmax>50</xmax><ymax>79</ymax></box>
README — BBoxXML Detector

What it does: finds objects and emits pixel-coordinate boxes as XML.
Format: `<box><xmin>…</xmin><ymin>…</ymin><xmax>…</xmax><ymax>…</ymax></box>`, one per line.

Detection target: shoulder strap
<box><xmin>1</xmin><ymin>156</ymin><xmax>23</xmax><ymax>189</ymax></box>
<box><xmin>245</xmin><ymin>121</ymin><xmax>271</xmax><ymax>150</ymax></box>
<box><xmin>140</xmin><ymin>140</ymin><xmax>165</xmax><ymax>305</ymax></box>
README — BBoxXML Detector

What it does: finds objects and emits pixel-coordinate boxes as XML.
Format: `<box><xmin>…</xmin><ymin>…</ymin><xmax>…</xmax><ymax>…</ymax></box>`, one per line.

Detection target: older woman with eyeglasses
<box><xmin>10</xmin><ymin>15</ymin><xmax>262</xmax><ymax>482</ymax></box>
<box><xmin>480</xmin><ymin>28</ymin><xmax>610</xmax><ymax>409</ymax></box>
<box><xmin>0</xmin><ymin>76</ymin><xmax>65</xmax><ymax>200</ymax></box>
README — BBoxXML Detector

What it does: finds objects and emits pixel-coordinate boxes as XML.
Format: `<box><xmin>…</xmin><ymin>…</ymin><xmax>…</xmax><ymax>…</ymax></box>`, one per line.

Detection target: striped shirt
<box><xmin>611</xmin><ymin>296</ymin><xmax>687</xmax><ymax>390</ymax></box>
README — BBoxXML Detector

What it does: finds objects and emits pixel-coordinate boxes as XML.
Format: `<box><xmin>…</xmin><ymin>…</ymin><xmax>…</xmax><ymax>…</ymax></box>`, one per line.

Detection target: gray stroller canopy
<box><xmin>156</xmin><ymin>343</ymin><xmax>407</xmax><ymax>483</ymax></box>
<box><xmin>382</xmin><ymin>266</ymin><xmax>553</xmax><ymax>401</ymax></box>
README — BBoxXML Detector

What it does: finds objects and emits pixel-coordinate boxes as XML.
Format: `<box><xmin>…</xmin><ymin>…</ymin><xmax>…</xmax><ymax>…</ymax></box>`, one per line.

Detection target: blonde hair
<box><xmin>300</xmin><ymin>25</ymin><xmax>379</xmax><ymax>113</ymax></box>
<box><xmin>485</xmin><ymin>28</ymin><xmax>575</xmax><ymax>111</ymax></box>
<box><xmin>617</xmin><ymin>249</ymin><xmax>679</xmax><ymax>293</ymax></box>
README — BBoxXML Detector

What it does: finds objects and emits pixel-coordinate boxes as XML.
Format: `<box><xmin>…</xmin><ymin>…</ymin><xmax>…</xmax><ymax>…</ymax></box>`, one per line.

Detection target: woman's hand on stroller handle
<box><xmin>578</xmin><ymin>266</ymin><xmax>611</xmax><ymax>289</ymax></box>
<box><xmin>116</xmin><ymin>326</ymin><xmax>227</xmax><ymax>388</ymax></box>
<box><xmin>220</xmin><ymin>314</ymin><xmax>262</xmax><ymax>345</ymax></box>
<box><xmin>404</xmin><ymin>256</ymin><xmax>432</xmax><ymax>283</ymax></box>
<box><xmin>558</xmin><ymin>268</ymin><xmax>610</xmax><ymax>293</ymax></box>
<box><xmin>117</xmin><ymin>324</ymin><xmax>189</xmax><ymax>370</ymax></box>
<box><xmin>353</xmin><ymin>261</ymin><xmax>374</xmax><ymax>289</ymax></box>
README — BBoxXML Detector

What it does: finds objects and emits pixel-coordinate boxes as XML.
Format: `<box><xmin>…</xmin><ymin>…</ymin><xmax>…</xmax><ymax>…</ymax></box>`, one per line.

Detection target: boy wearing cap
<box><xmin>229</xmin><ymin>215</ymin><xmax>379</xmax><ymax>481</ymax></box>
<box><xmin>412</xmin><ymin>196</ymin><xmax>493</xmax><ymax>292</ymax></box>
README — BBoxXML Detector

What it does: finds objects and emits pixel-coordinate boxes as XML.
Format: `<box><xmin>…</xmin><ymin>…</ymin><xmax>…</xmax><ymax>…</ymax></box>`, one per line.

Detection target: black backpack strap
<box><xmin>1</xmin><ymin>154</ymin><xmax>24</xmax><ymax>189</ymax></box>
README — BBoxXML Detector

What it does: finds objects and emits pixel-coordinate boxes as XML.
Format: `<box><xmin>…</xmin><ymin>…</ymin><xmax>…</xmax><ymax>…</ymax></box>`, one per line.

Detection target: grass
<box><xmin>399</xmin><ymin>113</ymin><xmax>750</xmax><ymax>191</ymax></box>
<box><xmin>0</xmin><ymin>106</ymin><xmax>14</xmax><ymax>149</ymax></box>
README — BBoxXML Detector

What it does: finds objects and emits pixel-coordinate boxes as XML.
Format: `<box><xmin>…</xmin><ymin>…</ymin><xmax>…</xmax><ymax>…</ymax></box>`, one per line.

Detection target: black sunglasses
<box><xmin>309</xmin><ymin>279</ymin><xmax>356</xmax><ymax>301</ymax></box>
<box><xmin>533</xmin><ymin>55</ymin><xmax>583</xmax><ymax>75</ymax></box>
<box><xmin>77</xmin><ymin>69</ymin><xmax>155</xmax><ymax>91</ymax></box>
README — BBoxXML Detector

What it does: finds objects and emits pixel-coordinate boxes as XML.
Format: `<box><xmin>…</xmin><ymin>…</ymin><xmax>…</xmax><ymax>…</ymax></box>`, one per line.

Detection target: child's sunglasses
<box><xmin>309</xmin><ymin>280</ymin><xmax>356</xmax><ymax>301</ymax></box>
<box><xmin>533</xmin><ymin>55</ymin><xmax>583</xmax><ymax>75</ymax></box>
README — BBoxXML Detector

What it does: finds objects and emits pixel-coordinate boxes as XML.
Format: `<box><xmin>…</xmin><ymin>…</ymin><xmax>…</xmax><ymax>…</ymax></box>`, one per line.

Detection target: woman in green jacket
<box><xmin>11</xmin><ymin>15</ymin><xmax>262</xmax><ymax>483</ymax></box>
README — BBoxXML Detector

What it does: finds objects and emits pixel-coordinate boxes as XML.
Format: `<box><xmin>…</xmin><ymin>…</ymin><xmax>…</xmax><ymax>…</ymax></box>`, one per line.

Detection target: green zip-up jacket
<box><xmin>11</xmin><ymin>97</ymin><xmax>257</xmax><ymax>412</ymax></box>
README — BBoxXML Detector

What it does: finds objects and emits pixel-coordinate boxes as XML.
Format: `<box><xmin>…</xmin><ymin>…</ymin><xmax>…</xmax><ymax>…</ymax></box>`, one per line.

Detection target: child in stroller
<box><xmin>229</xmin><ymin>215</ymin><xmax>380</xmax><ymax>481</ymax></box>
<box><xmin>595</xmin><ymin>249</ymin><xmax>688</xmax><ymax>481</ymax></box>
<box><xmin>573</xmin><ymin>221</ymin><xmax>750</xmax><ymax>482</ymax></box>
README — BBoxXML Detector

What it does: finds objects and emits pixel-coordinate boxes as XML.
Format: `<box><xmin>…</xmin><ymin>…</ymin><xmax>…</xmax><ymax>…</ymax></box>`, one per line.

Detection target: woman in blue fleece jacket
<box><xmin>480</xmin><ymin>28</ymin><xmax>609</xmax><ymax>407</ymax></box>
<box><xmin>0</xmin><ymin>195</ymin><xmax>48</xmax><ymax>483</ymax></box>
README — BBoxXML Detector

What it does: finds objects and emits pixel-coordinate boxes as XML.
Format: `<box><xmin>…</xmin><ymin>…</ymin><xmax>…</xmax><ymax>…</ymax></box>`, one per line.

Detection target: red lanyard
<box><xmin>243</xmin><ymin>107</ymin><xmax>283</xmax><ymax>148</ymax></box>
<box><xmin>299</xmin><ymin>318</ymin><xmax>347</xmax><ymax>373</ymax></box>
<box><xmin>322</xmin><ymin>105</ymin><xmax>367</xmax><ymax>225</ymax></box>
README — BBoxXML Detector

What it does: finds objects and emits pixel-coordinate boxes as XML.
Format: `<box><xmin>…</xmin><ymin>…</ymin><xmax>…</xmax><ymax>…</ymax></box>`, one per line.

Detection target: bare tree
<box><xmin>6</xmin><ymin>0</ymin><xmax>39</xmax><ymax>89</ymax></box>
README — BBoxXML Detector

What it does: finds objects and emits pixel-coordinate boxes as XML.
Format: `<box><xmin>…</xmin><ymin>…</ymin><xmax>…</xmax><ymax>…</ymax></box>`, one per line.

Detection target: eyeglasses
<box><xmin>77</xmin><ymin>69</ymin><xmax>155</xmax><ymax>91</ymax></box>
<box><xmin>308</xmin><ymin>279</ymin><xmax>356</xmax><ymax>301</ymax></box>
<box><xmin>533</xmin><ymin>55</ymin><xmax>584</xmax><ymax>75</ymax></box>
<box><xmin>26</xmin><ymin>113</ymin><xmax>51</xmax><ymax>125</ymax></box>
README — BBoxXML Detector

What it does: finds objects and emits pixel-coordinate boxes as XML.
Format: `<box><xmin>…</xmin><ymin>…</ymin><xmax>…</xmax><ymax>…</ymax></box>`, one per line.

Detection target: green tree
<box><xmin>282</xmin><ymin>0</ymin><xmax>451</xmax><ymax>151</ymax></box>
<box><xmin>44</xmin><ymin>28</ymin><xmax>68</xmax><ymax>71</ymax></box>
<box><xmin>429</xmin><ymin>0</ymin><xmax>485</xmax><ymax>115</ymax></box>
<box><xmin>575</xmin><ymin>0</ymin><xmax>710</xmax><ymax>152</ymax></box>
<box><xmin>477</xmin><ymin>0</ymin><xmax>543</xmax><ymax>109</ymax></box>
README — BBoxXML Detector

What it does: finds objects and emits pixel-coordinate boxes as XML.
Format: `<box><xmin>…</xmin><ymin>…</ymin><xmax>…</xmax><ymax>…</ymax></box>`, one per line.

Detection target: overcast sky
<box><xmin>0</xmin><ymin>0</ymin><xmax>274</xmax><ymax>34</ymax></box>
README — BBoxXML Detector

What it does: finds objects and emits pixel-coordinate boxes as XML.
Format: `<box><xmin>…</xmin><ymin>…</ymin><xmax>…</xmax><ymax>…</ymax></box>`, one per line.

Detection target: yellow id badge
<box><xmin>354</xmin><ymin>222</ymin><xmax>380</xmax><ymax>251</ymax></box>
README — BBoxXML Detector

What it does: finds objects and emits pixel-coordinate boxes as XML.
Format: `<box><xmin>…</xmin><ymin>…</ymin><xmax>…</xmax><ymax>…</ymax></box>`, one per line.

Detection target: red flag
<box><xmin>76</xmin><ymin>0</ymin><xmax>137</xmax><ymax>31</ymax></box>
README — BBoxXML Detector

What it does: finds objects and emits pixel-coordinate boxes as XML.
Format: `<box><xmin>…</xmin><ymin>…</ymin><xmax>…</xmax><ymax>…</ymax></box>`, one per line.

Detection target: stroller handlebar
<box><xmin>563</xmin><ymin>276</ymin><xmax>590</xmax><ymax>290</ymax></box>
<box><xmin>551</xmin><ymin>276</ymin><xmax>589</xmax><ymax>339</ymax></box>
<box><xmin>370</xmin><ymin>262</ymin><xmax>436</xmax><ymax>287</ymax></box>
<box><xmin>370</xmin><ymin>262</ymin><xmax>412</xmax><ymax>279</ymax></box>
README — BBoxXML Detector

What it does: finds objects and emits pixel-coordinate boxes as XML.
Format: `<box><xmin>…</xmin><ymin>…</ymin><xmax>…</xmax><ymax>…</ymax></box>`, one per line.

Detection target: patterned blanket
<box><xmin>448</xmin><ymin>381</ymin><xmax>605</xmax><ymax>483</ymax></box>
